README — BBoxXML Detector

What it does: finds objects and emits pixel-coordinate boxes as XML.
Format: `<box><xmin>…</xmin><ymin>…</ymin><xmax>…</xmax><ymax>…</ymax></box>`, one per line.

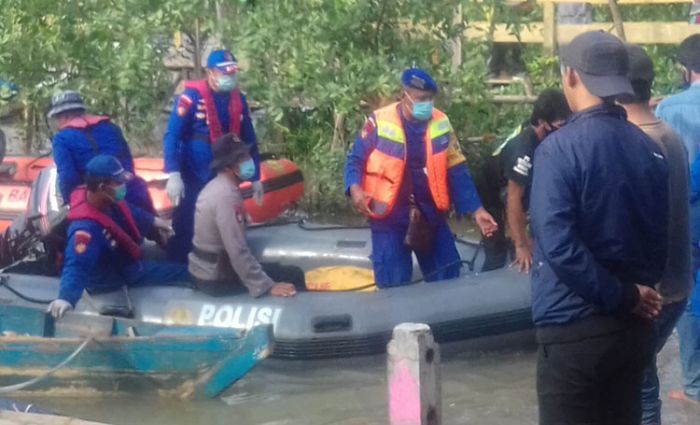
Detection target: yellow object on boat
<box><xmin>305</xmin><ymin>266</ymin><xmax>377</xmax><ymax>292</ymax></box>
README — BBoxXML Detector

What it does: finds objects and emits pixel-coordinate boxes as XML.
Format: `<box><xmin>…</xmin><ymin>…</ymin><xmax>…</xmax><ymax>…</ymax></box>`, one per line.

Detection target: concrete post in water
<box><xmin>387</xmin><ymin>323</ymin><xmax>441</xmax><ymax>425</ymax></box>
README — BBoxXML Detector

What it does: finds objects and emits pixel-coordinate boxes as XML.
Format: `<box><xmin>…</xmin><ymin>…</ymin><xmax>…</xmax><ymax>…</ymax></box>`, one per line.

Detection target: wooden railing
<box><xmin>466</xmin><ymin>0</ymin><xmax>700</xmax><ymax>53</ymax></box>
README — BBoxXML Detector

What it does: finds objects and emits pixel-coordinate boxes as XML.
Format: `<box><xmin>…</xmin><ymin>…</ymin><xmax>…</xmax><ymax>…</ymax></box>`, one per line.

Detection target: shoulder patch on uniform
<box><xmin>74</xmin><ymin>230</ymin><xmax>92</xmax><ymax>255</ymax></box>
<box><xmin>360</xmin><ymin>117</ymin><xmax>376</xmax><ymax>140</ymax></box>
<box><xmin>513</xmin><ymin>155</ymin><xmax>533</xmax><ymax>177</ymax></box>
<box><xmin>177</xmin><ymin>94</ymin><xmax>193</xmax><ymax>117</ymax></box>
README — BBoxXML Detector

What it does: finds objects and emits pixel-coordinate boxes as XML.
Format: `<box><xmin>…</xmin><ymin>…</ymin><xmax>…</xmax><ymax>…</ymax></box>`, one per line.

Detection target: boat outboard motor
<box><xmin>0</xmin><ymin>166</ymin><xmax>67</xmax><ymax>273</ymax></box>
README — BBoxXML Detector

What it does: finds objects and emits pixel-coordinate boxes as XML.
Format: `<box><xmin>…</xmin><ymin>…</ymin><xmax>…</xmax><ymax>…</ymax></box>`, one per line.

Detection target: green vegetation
<box><xmin>0</xmin><ymin>0</ymin><xmax>691</xmax><ymax>214</ymax></box>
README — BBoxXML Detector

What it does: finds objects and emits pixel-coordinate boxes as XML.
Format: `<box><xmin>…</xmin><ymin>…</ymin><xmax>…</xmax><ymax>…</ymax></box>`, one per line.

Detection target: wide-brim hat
<box><xmin>210</xmin><ymin>134</ymin><xmax>252</xmax><ymax>171</ymax></box>
<box><xmin>47</xmin><ymin>90</ymin><xmax>86</xmax><ymax>119</ymax></box>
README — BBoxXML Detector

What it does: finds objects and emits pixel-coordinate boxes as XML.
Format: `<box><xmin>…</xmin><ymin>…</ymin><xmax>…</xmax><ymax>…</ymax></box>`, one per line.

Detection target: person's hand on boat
<box><xmin>252</xmin><ymin>180</ymin><xmax>265</xmax><ymax>206</ymax></box>
<box><xmin>47</xmin><ymin>299</ymin><xmax>73</xmax><ymax>319</ymax></box>
<box><xmin>473</xmin><ymin>207</ymin><xmax>498</xmax><ymax>237</ymax></box>
<box><xmin>632</xmin><ymin>284</ymin><xmax>663</xmax><ymax>320</ymax></box>
<box><xmin>270</xmin><ymin>282</ymin><xmax>297</xmax><ymax>297</ymax></box>
<box><xmin>512</xmin><ymin>241</ymin><xmax>533</xmax><ymax>273</ymax></box>
<box><xmin>152</xmin><ymin>217</ymin><xmax>174</xmax><ymax>248</ymax></box>
<box><xmin>349</xmin><ymin>184</ymin><xmax>371</xmax><ymax>217</ymax></box>
<box><xmin>166</xmin><ymin>172</ymin><xmax>184</xmax><ymax>207</ymax></box>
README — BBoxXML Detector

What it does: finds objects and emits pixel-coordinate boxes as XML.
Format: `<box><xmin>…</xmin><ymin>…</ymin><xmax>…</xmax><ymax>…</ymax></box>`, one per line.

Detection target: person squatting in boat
<box><xmin>47</xmin><ymin>155</ymin><xmax>188</xmax><ymax>319</ymax></box>
<box><xmin>343</xmin><ymin>67</ymin><xmax>498</xmax><ymax>288</ymax></box>
<box><xmin>188</xmin><ymin>133</ymin><xmax>301</xmax><ymax>298</ymax></box>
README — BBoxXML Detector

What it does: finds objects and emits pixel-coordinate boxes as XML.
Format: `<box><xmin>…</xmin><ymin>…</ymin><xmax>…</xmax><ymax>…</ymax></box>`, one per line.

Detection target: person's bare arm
<box><xmin>506</xmin><ymin>179</ymin><xmax>532</xmax><ymax>272</ymax></box>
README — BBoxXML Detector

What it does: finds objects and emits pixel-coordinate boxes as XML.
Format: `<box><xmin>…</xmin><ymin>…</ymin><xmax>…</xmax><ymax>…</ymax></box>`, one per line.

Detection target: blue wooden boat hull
<box><xmin>0</xmin><ymin>306</ymin><xmax>272</xmax><ymax>398</ymax></box>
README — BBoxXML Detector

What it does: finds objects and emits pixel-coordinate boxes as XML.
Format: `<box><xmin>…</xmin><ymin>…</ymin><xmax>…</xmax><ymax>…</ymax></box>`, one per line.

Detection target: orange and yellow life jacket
<box><xmin>362</xmin><ymin>102</ymin><xmax>453</xmax><ymax>219</ymax></box>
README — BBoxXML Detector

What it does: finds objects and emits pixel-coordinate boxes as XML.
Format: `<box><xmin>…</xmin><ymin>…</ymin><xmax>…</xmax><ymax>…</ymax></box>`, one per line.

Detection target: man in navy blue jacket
<box><xmin>530</xmin><ymin>32</ymin><xmax>669</xmax><ymax>425</ymax></box>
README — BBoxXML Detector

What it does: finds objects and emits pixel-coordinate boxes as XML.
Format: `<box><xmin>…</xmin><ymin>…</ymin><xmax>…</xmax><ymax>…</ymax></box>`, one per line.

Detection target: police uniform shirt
<box><xmin>188</xmin><ymin>174</ymin><xmax>275</xmax><ymax>297</ymax></box>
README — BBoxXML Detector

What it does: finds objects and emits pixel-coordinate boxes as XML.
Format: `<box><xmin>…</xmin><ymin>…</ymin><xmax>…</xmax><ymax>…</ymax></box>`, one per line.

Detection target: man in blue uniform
<box><xmin>48</xmin><ymin>90</ymin><xmax>153</xmax><ymax>212</ymax></box>
<box><xmin>163</xmin><ymin>49</ymin><xmax>262</xmax><ymax>263</ymax></box>
<box><xmin>46</xmin><ymin>155</ymin><xmax>188</xmax><ymax>319</ymax></box>
<box><xmin>344</xmin><ymin>68</ymin><xmax>497</xmax><ymax>288</ymax></box>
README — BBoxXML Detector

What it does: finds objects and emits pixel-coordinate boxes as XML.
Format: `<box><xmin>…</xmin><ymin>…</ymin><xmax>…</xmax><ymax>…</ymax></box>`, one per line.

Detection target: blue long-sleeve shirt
<box><xmin>162</xmin><ymin>86</ymin><xmax>261</xmax><ymax>184</ymax></box>
<box><xmin>59</xmin><ymin>203</ymin><xmax>156</xmax><ymax>305</ymax></box>
<box><xmin>344</xmin><ymin>108</ymin><xmax>482</xmax><ymax>232</ymax></box>
<box><xmin>656</xmin><ymin>82</ymin><xmax>700</xmax><ymax>167</ymax></box>
<box><xmin>530</xmin><ymin>104</ymin><xmax>668</xmax><ymax>327</ymax></box>
<box><xmin>53</xmin><ymin>119</ymin><xmax>135</xmax><ymax>201</ymax></box>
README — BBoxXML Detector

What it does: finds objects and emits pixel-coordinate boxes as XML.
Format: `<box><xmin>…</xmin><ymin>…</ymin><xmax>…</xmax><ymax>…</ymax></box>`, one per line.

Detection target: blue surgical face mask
<box><xmin>406</xmin><ymin>93</ymin><xmax>433</xmax><ymax>121</ymax></box>
<box><xmin>215</xmin><ymin>75</ymin><xmax>238</xmax><ymax>92</ymax></box>
<box><xmin>113</xmin><ymin>184</ymin><xmax>127</xmax><ymax>202</ymax></box>
<box><xmin>238</xmin><ymin>159</ymin><xmax>256</xmax><ymax>181</ymax></box>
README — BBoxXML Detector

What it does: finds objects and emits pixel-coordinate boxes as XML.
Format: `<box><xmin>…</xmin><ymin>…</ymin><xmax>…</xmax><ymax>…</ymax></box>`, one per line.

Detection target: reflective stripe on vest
<box><xmin>363</xmin><ymin>102</ymin><xmax>451</xmax><ymax>219</ymax></box>
<box><xmin>184</xmin><ymin>80</ymin><xmax>243</xmax><ymax>143</ymax></box>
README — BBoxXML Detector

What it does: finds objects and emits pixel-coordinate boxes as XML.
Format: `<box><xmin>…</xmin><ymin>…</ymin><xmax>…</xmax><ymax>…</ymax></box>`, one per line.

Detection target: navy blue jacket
<box><xmin>530</xmin><ymin>104</ymin><xmax>668</xmax><ymax>326</ymax></box>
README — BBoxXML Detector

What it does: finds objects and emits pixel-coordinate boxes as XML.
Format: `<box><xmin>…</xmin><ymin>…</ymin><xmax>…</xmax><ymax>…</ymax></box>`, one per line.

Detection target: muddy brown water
<box><xmin>19</xmin><ymin>331</ymin><xmax>699</xmax><ymax>425</ymax></box>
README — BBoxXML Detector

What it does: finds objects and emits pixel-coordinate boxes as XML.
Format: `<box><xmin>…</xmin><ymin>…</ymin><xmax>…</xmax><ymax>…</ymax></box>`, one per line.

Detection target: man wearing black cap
<box><xmin>529</xmin><ymin>32</ymin><xmax>669</xmax><ymax>424</ymax></box>
<box><xmin>188</xmin><ymin>134</ymin><xmax>297</xmax><ymax>298</ymax></box>
<box><xmin>163</xmin><ymin>49</ymin><xmax>263</xmax><ymax>263</ymax></box>
<box><xmin>48</xmin><ymin>90</ymin><xmax>154</xmax><ymax>213</ymax></box>
<box><xmin>47</xmin><ymin>155</ymin><xmax>187</xmax><ymax>319</ymax></box>
<box><xmin>618</xmin><ymin>44</ymin><xmax>693</xmax><ymax>423</ymax></box>
<box><xmin>344</xmin><ymin>68</ymin><xmax>497</xmax><ymax>288</ymax></box>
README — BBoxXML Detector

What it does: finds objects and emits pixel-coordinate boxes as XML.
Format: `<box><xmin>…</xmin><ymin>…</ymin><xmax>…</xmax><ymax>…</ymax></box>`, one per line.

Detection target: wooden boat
<box><xmin>0</xmin><ymin>305</ymin><xmax>272</xmax><ymax>398</ymax></box>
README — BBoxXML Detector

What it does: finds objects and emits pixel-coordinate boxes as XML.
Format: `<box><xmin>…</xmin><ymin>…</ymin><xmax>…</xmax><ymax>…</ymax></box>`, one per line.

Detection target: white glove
<box><xmin>47</xmin><ymin>299</ymin><xmax>73</xmax><ymax>319</ymax></box>
<box><xmin>252</xmin><ymin>180</ymin><xmax>264</xmax><ymax>206</ymax></box>
<box><xmin>153</xmin><ymin>217</ymin><xmax>175</xmax><ymax>239</ymax></box>
<box><xmin>166</xmin><ymin>172</ymin><xmax>184</xmax><ymax>208</ymax></box>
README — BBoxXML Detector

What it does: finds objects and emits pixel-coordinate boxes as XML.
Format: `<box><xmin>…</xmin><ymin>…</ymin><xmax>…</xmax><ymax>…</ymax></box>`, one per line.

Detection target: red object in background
<box><xmin>0</xmin><ymin>156</ymin><xmax>304</xmax><ymax>232</ymax></box>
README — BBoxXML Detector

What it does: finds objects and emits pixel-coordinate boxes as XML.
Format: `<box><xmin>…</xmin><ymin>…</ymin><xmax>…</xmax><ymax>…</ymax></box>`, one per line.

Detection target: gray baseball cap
<box><xmin>560</xmin><ymin>31</ymin><xmax>634</xmax><ymax>98</ymax></box>
<box><xmin>47</xmin><ymin>90</ymin><xmax>86</xmax><ymax>118</ymax></box>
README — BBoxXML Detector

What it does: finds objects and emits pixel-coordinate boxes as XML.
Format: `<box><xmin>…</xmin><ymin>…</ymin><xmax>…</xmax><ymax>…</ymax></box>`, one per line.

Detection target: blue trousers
<box><xmin>370</xmin><ymin>219</ymin><xmax>461</xmax><ymax>288</ymax></box>
<box><xmin>167</xmin><ymin>180</ymin><xmax>206</xmax><ymax>263</ymax></box>
<box><xmin>640</xmin><ymin>298</ymin><xmax>688</xmax><ymax>425</ymax></box>
<box><xmin>125</xmin><ymin>260</ymin><xmax>190</xmax><ymax>287</ymax></box>
<box><xmin>678</xmin><ymin>267</ymin><xmax>700</xmax><ymax>403</ymax></box>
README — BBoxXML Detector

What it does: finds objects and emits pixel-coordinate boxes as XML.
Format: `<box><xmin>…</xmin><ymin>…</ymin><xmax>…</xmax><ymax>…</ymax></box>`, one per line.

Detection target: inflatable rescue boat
<box><xmin>0</xmin><ymin>220</ymin><xmax>532</xmax><ymax>360</ymax></box>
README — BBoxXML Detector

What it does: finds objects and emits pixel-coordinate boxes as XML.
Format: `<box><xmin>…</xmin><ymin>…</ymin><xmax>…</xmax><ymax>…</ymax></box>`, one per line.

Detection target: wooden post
<box><xmin>542</xmin><ymin>1</ymin><xmax>556</xmax><ymax>55</ymax></box>
<box><xmin>607</xmin><ymin>0</ymin><xmax>627</xmax><ymax>40</ymax></box>
<box><xmin>451</xmin><ymin>4</ymin><xmax>463</xmax><ymax>70</ymax></box>
<box><xmin>387</xmin><ymin>323</ymin><xmax>441</xmax><ymax>425</ymax></box>
<box><xmin>193</xmin><ymin>19</ymin><xmax>203</xmax><ymax>79</ymax></box>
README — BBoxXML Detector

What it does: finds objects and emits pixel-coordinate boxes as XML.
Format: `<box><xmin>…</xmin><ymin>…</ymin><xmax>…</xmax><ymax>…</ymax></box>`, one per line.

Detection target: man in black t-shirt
<box><xmin>476</xmin><ymin>89</ymin><xmax>571</xmax><ymax>272</ymax></box>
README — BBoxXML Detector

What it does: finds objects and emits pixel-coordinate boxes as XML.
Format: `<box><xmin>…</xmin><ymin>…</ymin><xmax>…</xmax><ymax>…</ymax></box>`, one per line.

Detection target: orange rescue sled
<box><xmin>0</xmin><ymin>155</ymin><xmax>304</xmax><ymax>232</ymax></box>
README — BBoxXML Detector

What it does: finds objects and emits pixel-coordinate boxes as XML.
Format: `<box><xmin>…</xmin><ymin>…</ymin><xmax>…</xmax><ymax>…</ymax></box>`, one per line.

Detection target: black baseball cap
<box><xmin>678</xmin><ymin>34</ymin><xmax>700</xmax><ymax>73</ymax></box>
<box><xmin>560</xmin><ymin>31</ymin><xmax>633</xmax><ymax>98</ymax></box>
<box><xmin>626</xmin><ymin>44</ymin><xmax>654</xmax><ymax>84</ymax></box>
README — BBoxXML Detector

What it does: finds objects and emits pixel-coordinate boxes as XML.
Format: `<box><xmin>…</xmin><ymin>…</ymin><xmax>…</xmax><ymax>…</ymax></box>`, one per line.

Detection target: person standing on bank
<box><xmin>476</xmin><ymin>89</ymin><xmax>571</xmax><ymax>272</ymax></box>
<box><xmin>530</xmin><ymin>32</ymin><xmax>669</xmax><ymax>425</ymax></box>
<box><xmin>618</xmin><ymin>44</ymin><xmax>693</xmax><ymax>424</ymax></box>
<box><xmin>344</xmin><ymin>68</ymin><xmax>498</xmax><ymax>288</ymax></box>
<box><xmin>48</xmin><ymin>90</ymin><xmax>154</xmax><ymax>213</ymax></box>
<box><xmin>188</xmin><ymin>134</ymin><xmax>298</xmax><ymax>298</ymax></box>
<box><xmin>163</xmin><ymin>49</ymin><xmax>263</xmax><ymax>263</ymax></box>
<box><xmin>654</xmin><ymin>33</ymin><xmax>700</xmax><ymax>406</ymax></box>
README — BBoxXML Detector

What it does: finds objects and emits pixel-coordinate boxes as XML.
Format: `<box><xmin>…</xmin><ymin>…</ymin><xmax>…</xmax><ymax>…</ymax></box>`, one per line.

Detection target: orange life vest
<box><xmin>362</xmin><ymin>103</ymin><xmax>452</xmax><ymax>219</ymax></box>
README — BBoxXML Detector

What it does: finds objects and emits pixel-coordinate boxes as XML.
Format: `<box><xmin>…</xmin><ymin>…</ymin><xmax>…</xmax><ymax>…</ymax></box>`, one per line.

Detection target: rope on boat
<box><xmin>0</xmin><ymin>336</ymin><xmax>92</xmax><ymax>393</ymax></box>
<box><xmin>0</xmin><ymin>275</ymin><xmax>53</xmax><ymax>304</ymax></box>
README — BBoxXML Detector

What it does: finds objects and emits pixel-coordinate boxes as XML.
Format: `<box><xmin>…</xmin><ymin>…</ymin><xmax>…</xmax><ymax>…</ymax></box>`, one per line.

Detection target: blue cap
<box><xmin>85</xmin><ymin>155</ymin><xmax>133</xmax><ymax>183</ymax></box>
<box><xmin>401</xmin><ymin>68</ymin><xmax>438</xmax><ymax>93</ymax></box>
<box><xmin>207</xmin><ymin>49</ymin><xmax>239</xmax><ymax>74</ymax></box>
